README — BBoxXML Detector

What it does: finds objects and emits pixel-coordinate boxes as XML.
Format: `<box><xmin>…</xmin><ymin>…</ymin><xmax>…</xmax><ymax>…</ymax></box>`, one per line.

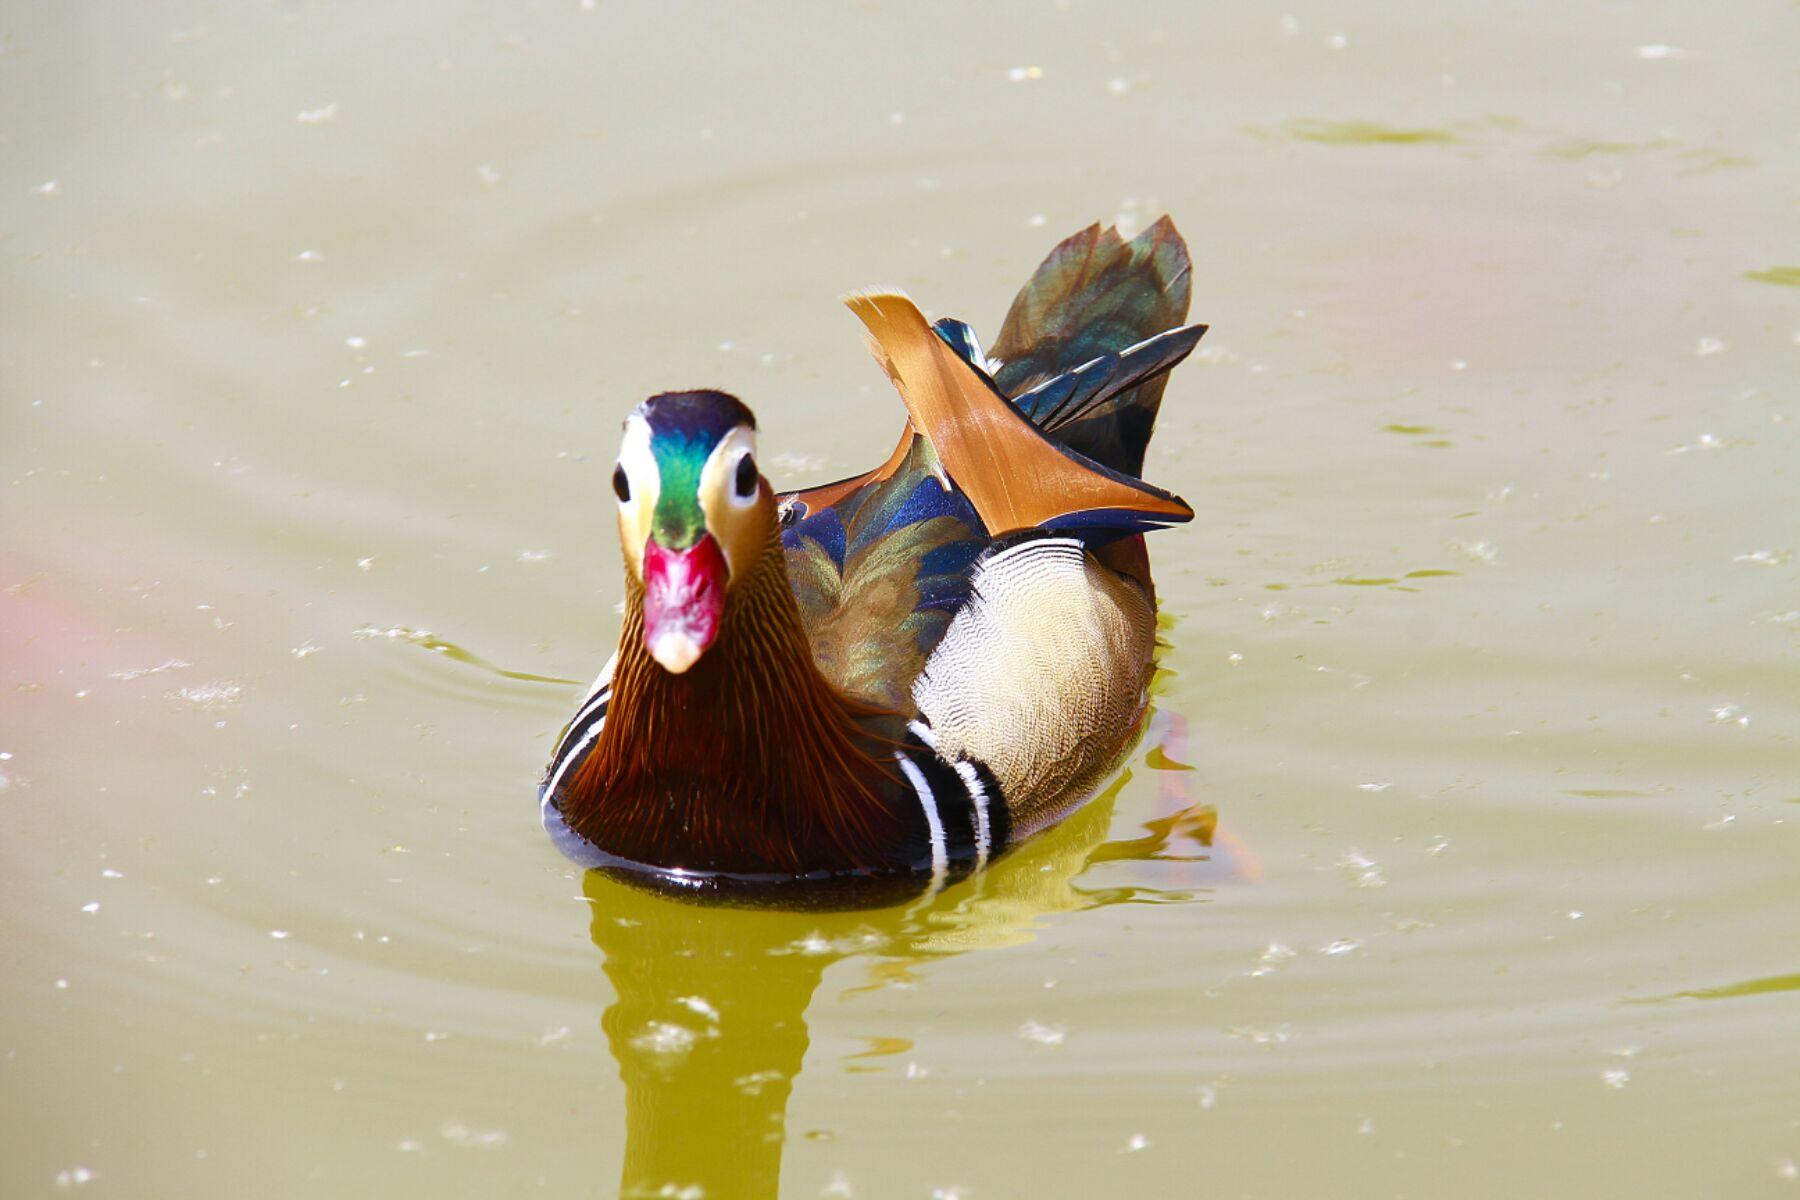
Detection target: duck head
<box><xmin>612</xmin><ymin>390</ymin><xmax>772</xmax><ymax>674</ymax></box>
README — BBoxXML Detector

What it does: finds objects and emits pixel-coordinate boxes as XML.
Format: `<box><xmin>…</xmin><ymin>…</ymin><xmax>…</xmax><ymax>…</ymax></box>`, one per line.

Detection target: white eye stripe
<box><xmin>616</xmin><ymin>415</ymin><xmax>660</xmax><ymax>512</ymax></box>
<box><xmin>702</xmin><ymin>426</ymin><xmax>760</xmax><ymax>509</ymax></box>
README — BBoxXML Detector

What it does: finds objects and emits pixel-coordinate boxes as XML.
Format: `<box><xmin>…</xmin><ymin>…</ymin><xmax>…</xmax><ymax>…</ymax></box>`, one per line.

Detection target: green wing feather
<box><xmin>785</xmin><ymin>437</ymin><xmax>984</xmax><ymax>712</ymax></box>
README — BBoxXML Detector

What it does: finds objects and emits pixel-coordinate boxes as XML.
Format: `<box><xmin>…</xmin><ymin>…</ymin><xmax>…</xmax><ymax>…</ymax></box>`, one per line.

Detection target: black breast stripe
<box><xmin>964</xmin><ymin>756</ymin><xmax>1012</xmax><ymax>861</ymax></box>
<box><xmin>899</xmin><ymin>729</ymin><xmax>977</xmax><ymax>866</ymax></box>
<box><xmin>541</xmin><ymin>688</ymin><xmax>610</xmax><ymax>806</ymax></box>
<box><xmin>899</xmin><ymin>724</ymin><xmax>1010</xmax><ymax>874</ymax></box>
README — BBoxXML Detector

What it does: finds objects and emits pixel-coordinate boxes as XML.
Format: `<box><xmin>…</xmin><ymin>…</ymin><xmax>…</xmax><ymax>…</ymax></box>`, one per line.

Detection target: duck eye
<box><xmin>612</xmin><ymin>463</ymin><xmax>631</xmax><ymax>503</ymax></box>
<box><xmin>733</xmin><ymin>454</ymin><xmax>758</xmax><ymax>499</ymax></box>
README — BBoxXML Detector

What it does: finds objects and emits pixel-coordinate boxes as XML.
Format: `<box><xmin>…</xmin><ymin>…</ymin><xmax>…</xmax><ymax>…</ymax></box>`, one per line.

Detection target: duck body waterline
<box><xmin>540</xmin><ymin>219</ymin><xmax>1205</xmax><ymax>905</ymax></box>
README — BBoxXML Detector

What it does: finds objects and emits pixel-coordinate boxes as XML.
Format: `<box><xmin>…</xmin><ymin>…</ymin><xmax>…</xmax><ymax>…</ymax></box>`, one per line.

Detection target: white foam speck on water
<box><xmin>1709</xmin><ymin>704</ymin><xmax>1751</xmax><ymax>727</ymax></box>
<box><xmin>821</xmin><ymin>1171</ymin><xmax>855</xmax><ymax>1197</ymax></box>
<box><xmin>1250</xmin><ymin>942</ymin><xmax>1296</xmax><ymax>977</ymax></box>
<box><xmin>268</xmin><ymin>930</ymin><xmax>289</xmax><ymax>940</ymax></box>
<box><xmin>110</xmin><ymin>658</ymin><xmax>190</xmax><ymax>681</ymax></box>
<box><xmin>290</xmin><ymin>641</ymin><xmax>321</xmax><ymax>659</ymax></box>
<box><xmin>1449</xmin><ymin>539</ymin><xmax>1499</xmax><ymax>564</ymax></box>
<box><xmin>1325</xmin><ymin>33</ymin><xmax>1348</xmax><ymax>49</ymax></box>
<box><xmin>1732</xmin><ymin>549</ymin><xmax>1785</xmax><ymax>566</ymax></box>
<box><xmin>35</xmin><ymin>179</ymin><xmax>61</xmax><ymax>196</ymax></box>
<box><xmin>1005</xmin><ymin>66</ymin><xmax>1044</xmax><ymax>82</ymax></box>
<box><xmin>774</xmin><ymin>929</ymin><xmax>886</xmax><ymax>957</ymax></box>
<box><xmin>170</xmin><ymin>682</ymin><xmax>243</xmax><ymax>710</ymax></box>
<box><xmin>440</xmin><ymin>1121</ymin><xmax>509</xmax><ymax>1149</ymax></box>
<box><xmin>1775</xmin><ymin>1158</ymin><xmax>1797</xmax><ymax>1182</ymax></box>
<box><xmin>396</xmin><ymin>1139</ymin><xmax>423</xmax><ymax>1153</ymax></box>
<box><xmin>354</xmin><ymin>624</ymin><xmax>434</xmax><ymax>644</ymax></box>
<box><xmin>295</xmin><ymin>102</ymin><xmax>338</xmax><ymax>123</ymax></box>
<box><xmin>54</xmin><ymin>1166</ymin><xmax>97</xmax><ymax>1189</ymax></box>
<box><xmin>1322</xmin><ymin>938</ymin><xmax>1363</xmax><ymax>956</ymax></box>
<box><xmin>1601</xmin><ymin>1068</ymin><xmax>1631</xmax><ymax>1089</ymax></box>
<box><xmin>1123</xmin><ymin>1133</ymin><xmax>1149</xmax><ymax>1152</ymax></box>
<box><xmin>101</xmin><ymin>868</ymin><xmax>122</xmax><ymax>878</ymax></box>
<box><xmin>1356</xmin><ymin>781</ymin><xmax>1390</xmax><ymax>792</ymax></box>
<box><xmin>768</xmin><ymin>450</ymin><xmax>827</xmax><ymax>476</ymax></box>
<box><xmin>677</xmin><ymin>996</ymin><xmax>721</xmax><ymax>1023</ymax></box>
<box><xmin>80</xmin><ymin>902</ymin><xmax>99</xmax><ymax>914</ymax></box>
<box><xmin>1340</xmin><ymin>851</ymin><xmax>1386</xmax><ymax>889</ymax></box>
<box><xmin>537</xmin><ymin>1025</ymin><xmax>571</xmax><ymax>1046</ymax></box>
<box><xmin>1018</xmin><ymin>1019</ymin><xmax>1066</xmax><ymax>1046</ymax></box>
<box><xmin>733</xmin><ymin>1069</ymin><xmax>781</xmax><ymax>1097</ymax></box>
<box><xmin>631</xmin><ymin>1022</ymin><xmax>696</xmax><ymax>1056</ymax></box>
<box><xmin>1197</xmin><ymin>1083</ymin><xmax>1219</xmax><ymax>1109</ymax></box>
<box><xmin>1702</xmin><ymin>814</ymin><xmax>1736</xmax><ymax>831</ymax></box>
<box><xmin>423</xmin><ymin>1030</ymin><xmax>448</xmax><ymax>1043</ymax></box>
<box><xmin>1694</xmin><ymin>336</ymin><xmax>1725</xmax><ymax>357</ymax></box>
<box><xmin>476</xmin><ymin>163</ymin><xmax>501</xmax><ymax>186</ymax></box>
<box><xmin>1635</xmin><ymin>44</ymin><xmax>1689</xmax><ymax>60</ymax></box>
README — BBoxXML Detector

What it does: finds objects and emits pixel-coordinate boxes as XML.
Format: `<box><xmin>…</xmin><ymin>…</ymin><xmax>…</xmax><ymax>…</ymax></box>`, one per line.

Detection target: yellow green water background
<box><xmin>2</xmin><ymin>2</ymin><xmax>1796</xmax><ymax>1196</ymax></box>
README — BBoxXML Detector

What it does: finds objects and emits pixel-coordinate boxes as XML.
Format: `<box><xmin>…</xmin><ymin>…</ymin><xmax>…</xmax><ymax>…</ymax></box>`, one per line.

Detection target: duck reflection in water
<box><xmin>583</xmin><ymin>715</ymin><xmax>1243</xmax><ymax>1200</ymax></box>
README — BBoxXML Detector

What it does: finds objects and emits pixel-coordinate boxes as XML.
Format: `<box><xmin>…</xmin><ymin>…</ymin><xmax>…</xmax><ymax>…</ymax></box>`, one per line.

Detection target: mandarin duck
<box><xmin>541</xmin><ymin>218</ymin><xmax>1205</xmax><ymax>903</ymax></box>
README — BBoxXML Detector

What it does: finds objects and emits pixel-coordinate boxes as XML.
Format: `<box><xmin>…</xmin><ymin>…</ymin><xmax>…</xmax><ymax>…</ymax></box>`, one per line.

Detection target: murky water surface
<box><xmin>4</xmin><ymin>3</ymin><xmax>1797</xmax><ymax>1196</ymax></box>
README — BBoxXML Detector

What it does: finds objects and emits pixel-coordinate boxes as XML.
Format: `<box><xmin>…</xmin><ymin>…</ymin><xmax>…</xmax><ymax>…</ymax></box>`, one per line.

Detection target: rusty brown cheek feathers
<box><xmin>562</xmin><ymin>522</ymin><xmax>902</xmax><ymax>876</ymax></box>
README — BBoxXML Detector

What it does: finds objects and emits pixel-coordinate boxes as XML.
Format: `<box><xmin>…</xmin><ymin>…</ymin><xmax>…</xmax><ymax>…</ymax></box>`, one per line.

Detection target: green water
<box><xmin>3</xmin><ymin>2</ymin><xmax>1797</xmax><ymax>1196</ymax></box>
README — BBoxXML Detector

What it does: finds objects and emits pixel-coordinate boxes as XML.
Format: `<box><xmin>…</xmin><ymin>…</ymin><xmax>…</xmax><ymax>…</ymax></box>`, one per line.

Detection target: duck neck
<box><xmin>564</xmin><ymin>525</ymin><xmax>902</xmax><ymax>875</ymax></box>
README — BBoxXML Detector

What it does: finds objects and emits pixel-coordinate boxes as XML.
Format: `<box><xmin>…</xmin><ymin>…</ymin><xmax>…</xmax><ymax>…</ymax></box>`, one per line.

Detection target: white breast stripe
<box><xmin>557</xmin><ymin>688</ymin><xmax>610</xmax><ymax>754</ymax></box>
<box><xmin>895</xmin><ymin>752</ymin><xmax>948</xmax><ymax>893</ymax></box>
<box><xmin>542</xmin><ymin>714</ymin><xmax>605</xmax><ymax>826</ymax></box>
<box><xmin>906</xmin><ymin>719</ymin><xmax>937</xmax><ymax>750</ymax></box>
<box><xmin>953</xmin><ymin>760</ymin><xmax>990</xmax><ymax>870</ymax></box>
